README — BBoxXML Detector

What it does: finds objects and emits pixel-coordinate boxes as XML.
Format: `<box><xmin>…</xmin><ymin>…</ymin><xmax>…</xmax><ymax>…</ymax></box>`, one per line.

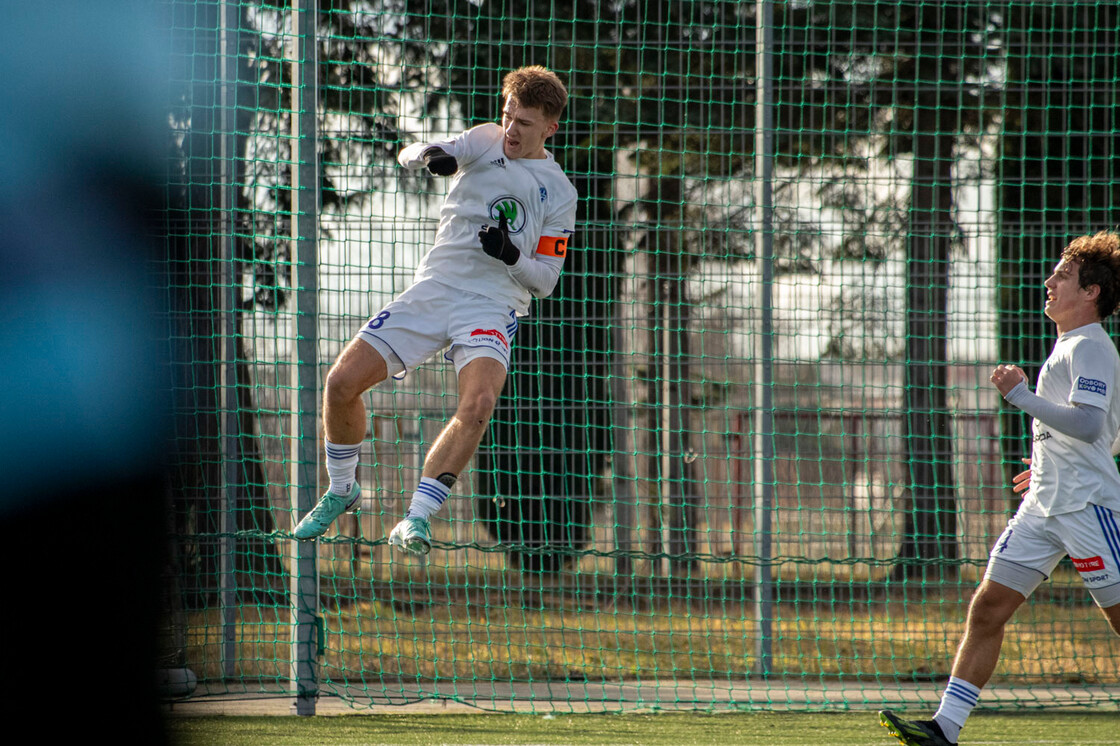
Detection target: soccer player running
<box><xmin>880</xmin><ymin>231</ymin><xmax>1120</xmax><ymax>746</ymax></box>
<box><xmin>292</xmin><ymin>66</ymin><xmax>577</xmax><ymax>555</ymax></box>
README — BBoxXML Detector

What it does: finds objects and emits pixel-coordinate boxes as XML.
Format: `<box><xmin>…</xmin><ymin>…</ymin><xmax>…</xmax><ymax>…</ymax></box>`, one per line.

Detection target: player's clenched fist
<box><xmin>421</xmin><ymin>146</ymin><xmax>458</xmax><ymax>176</ymax></box>
<box><xmin>990</xmin><ymin>363</ymin><xmax>1028</xmax><ymax>396</ymax></box>
<box><xmin>478</xmin><ymin>212</ymin><xmax>521</xmax><ymax>266</ymax></box>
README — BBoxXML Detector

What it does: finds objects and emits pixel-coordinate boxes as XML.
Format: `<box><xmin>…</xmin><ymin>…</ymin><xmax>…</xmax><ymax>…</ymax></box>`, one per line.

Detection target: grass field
<box><xmin>167</xmin><ymin>711</ymin><xmax>1120</xmax><ymax>745</ymax></box>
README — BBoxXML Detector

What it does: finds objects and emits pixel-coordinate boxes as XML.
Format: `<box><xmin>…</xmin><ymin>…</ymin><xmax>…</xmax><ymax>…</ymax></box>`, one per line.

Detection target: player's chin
<box><xmin>503</xmin><ymin>141</ymin><xmax>520</xmax><ymax>159</ymax></box>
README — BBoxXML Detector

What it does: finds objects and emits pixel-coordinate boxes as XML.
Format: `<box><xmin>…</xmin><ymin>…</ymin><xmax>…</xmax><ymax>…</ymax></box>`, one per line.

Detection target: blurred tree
<box><xmin>780</xmin><ymin>1</ymin><xmax>1002</xmax><ymax>579</ymax></box>
<box><xmin>167</xmin><ymin>0</ymin><xmax>287</xmax><ymax>606</ymax></box>
<box><xmin>998</xmin><ymin>3</ymin><xmax>1120</xmax><ymax>488</ymax></box>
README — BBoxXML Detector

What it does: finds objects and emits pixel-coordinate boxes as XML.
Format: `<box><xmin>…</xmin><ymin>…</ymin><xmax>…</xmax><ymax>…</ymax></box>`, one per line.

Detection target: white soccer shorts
<box><xmin>356</xmin><ymin>278</ymin><xmax>519</xmax><ymax>379</ymax></box>
<box><xmin>985</xmin><ymin>503</ymin><xmax>1120</xmax><ymax>607</ymax></box>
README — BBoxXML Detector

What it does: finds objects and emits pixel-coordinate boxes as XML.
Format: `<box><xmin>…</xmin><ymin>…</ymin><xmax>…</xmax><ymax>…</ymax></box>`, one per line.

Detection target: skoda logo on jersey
<box><xmin>488</xmin><ymin>196</ymin><xmax>528</xmax><ymax>235</ymax></box>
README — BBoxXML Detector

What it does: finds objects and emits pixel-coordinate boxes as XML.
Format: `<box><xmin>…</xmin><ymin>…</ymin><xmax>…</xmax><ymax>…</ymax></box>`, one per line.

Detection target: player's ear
<box><xmin>545</xmin><ymin>119</ymin><xmax>559</xmax><ymax>138</ymax></box>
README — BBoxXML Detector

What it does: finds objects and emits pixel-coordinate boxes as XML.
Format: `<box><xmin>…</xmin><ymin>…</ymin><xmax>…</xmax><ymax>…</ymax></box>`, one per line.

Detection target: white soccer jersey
<box><xmin>1023</xmin><ymin>322</ymin><xmax>1120</xmax><ymax>516</ymax></box>
<box><xmin>399</xmin><ymin>123</ymin><xmax>578</xmax><ymax>316</ymax></box>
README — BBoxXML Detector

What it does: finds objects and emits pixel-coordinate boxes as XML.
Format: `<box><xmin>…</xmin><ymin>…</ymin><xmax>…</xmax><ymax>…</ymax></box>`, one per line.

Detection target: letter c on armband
<box><xmin>536</xmin><ymin>236</ymin><xmax>567</xmax><ymax>258</ymax></box>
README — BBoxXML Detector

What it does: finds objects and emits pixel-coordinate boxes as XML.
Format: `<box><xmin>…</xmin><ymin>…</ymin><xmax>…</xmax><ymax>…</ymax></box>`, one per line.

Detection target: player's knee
<box><xmin>966</xmin><ymin>585</ymin><xmax>1019</xmax><ymax>631</ymax></box>
<box><xmin>324</xmin><ymin>341</ymin><xmax>388</xmax><ymax>404</ymax></box>
<box><xmin>457</xmin><ymin>388</ymin><xmax>498</xmax><ymax>424</ymax></box>
<box><xmin>324</xmin><ymin>362</ymin><xmax>365</xmax><ymax>404</ymax></box>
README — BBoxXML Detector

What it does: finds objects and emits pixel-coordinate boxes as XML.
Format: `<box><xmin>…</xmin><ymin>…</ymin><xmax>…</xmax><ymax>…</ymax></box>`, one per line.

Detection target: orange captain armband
<box><xmin>536</xmin><ymin>235</ymin><xmax>568</xmax><ymax>258</ymax></box>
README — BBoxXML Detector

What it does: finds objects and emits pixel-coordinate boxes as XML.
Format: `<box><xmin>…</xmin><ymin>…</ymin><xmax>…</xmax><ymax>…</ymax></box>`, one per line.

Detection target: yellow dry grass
<box><xmin>180</xmin><ymin>583</ymin><xmax>1118</xmax><ymax>686</ymax></box>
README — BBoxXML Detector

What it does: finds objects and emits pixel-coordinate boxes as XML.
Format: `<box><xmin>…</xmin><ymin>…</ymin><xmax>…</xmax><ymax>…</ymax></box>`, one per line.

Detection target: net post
<box><xmin>753</xmin><ymin>0</ymin><xmax>776</xmax><ymax>679</ymax></box>
<box><xmin>217</xmin><ymin>0</ymin><xmax>240</xmax><ymax>684</ymax></box>
<box><xmin>610</xmin><ymin>343</ymin><xmax>636</xmax><ymax>583</ymax></box>
<box><xmin>289</xmin><ymin>0</ymin><xmax>320</xmax><ymax>717</ymax></box>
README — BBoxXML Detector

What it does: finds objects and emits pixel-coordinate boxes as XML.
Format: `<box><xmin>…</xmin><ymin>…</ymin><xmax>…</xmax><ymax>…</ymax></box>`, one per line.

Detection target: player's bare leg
<box><xmin>1102</xmin><ymin>603</ymin><xmax>1120</xmax><ymax>636</ymax></box>
<box><xmin>881</xmin><ymin>580</ymin><xmax>1024</xmax><ymax>745</ymax></box>
<box><xmin>929</xmin><ymin>580</ymin><xmax>1025</xmax><ymax>741</ymax></box>
<box><xmin>390</xmin><ymin>356</ymin><xmax>507</xmax><ymax>555</ymax></box>
<box><xmin>324</xmin><ymin>339</ymin><xmax>389</xmax><ymax>444</ymax></box>
<box><xmin>293</xmin><ymin>340</ymin><xmax>388</xmax><ymax>540</ymax></box>
<box><xmin>949</xmin><ymin>579</ymin><xmax>1026</xmax><ymax>687</ymax></box>
<box><xmin>424</xmin><ymin>356</ymin><xmax>507</xmax><ymax>479</ymax></box>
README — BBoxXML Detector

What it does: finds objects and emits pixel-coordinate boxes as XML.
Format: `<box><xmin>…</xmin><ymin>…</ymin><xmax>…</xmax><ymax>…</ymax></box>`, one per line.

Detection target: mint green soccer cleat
<box><xmin>388</xmin><ymin>516</ymin><xmax>432</xmax><ymax>556</ymax></box>
<box><xmin>879</xmin><ymin>711</ymin><xmax>956</xmax><ymax>746</ymax></box>
<box><xmin>293</xmin><ymin>484</ymin><xmax>361</xmax><ymax>540</ymax></box>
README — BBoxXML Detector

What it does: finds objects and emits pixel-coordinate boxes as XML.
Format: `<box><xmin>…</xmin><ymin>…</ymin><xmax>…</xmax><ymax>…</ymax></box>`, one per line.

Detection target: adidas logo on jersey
<box><xmin>489</xmin><ymin>157</ymin><xmax>506</xmax><ymax>168</ymax></box>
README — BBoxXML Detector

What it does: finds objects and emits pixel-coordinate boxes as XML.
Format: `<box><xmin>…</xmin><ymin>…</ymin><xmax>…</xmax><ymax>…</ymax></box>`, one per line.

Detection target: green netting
<box><xmin>163</xmin><ymin>0</ymin><xmax>1120</xmax><ymax>713</ymax></box>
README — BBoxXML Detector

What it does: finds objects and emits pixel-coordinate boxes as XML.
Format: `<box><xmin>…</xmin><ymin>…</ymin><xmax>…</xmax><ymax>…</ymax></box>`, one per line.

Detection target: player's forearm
<box><xmin>399</xmin><ymin>141</ymin><xmax>448</xmax><ymax>169</ymax></box>
<box><xmin>507</xmin><ymin>253</ymin><xmax>562</xmax><ymax>298</ymax></box>
<box><xmin>1004</xmin><ymin>382</ymin><xmax>1107</xmax><ymax>442</ymax></box>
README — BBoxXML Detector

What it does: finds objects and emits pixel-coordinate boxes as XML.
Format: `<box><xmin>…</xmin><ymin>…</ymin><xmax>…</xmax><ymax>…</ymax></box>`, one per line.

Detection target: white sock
<box><xmin>933</xmin><ymin>676</ymin><xmax>980</xmax><ymax>742</ymax></box>
<box><xmin>405</xmin><ymin>477</ymin><xmax>451</xmax><ymax>520</ymax></box>
<box><xmin>325</xmin><ymin>440</ymin><xmax>360</xmax><ymax>496</ymax></box>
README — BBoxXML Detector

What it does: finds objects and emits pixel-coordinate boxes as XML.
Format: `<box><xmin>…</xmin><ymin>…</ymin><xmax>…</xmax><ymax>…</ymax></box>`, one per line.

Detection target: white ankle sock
<box><xmin>933</xmin><ymin>676</ymin><xmax>980</xmax><ymax>742</ymax></box>
<box><xmin>405</xmin><ymin>477</ymin><xmax>451</xmax><ymax>519</ymax></box>
<box><xmin>325</xmin><ymin>440</ymin><xmax>360</xmax><ymax>496</ymax></box>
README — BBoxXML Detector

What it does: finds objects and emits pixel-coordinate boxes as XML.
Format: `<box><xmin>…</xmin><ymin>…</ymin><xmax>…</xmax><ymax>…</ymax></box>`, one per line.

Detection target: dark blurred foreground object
<box><xmin>0</xmin><ymin>2</ymin><xmax>173</xmax><ymax>741</ymax></box>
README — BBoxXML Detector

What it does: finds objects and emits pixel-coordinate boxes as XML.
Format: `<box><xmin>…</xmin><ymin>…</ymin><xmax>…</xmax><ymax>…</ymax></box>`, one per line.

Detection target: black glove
<box><xmin>478</xmin><ymin>212</ymin><xmax>521</xmax><ymax>266</ymax></box>
<box><xmin>421</xmin><ymin>146</ymin><xmax>458</xmax><ymax>176</ymax></box>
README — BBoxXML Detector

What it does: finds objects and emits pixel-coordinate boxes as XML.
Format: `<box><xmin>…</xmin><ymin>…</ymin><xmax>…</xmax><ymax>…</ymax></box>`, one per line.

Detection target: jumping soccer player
<box><xmin>880</xmin><ymin>231</ymin><xmax>1120</xmax><ymax>746</ymax></box>
<box><xmin>293</xmin><ymin>66</ymin><xmax>578</xmax><ymax>555</ymax></box>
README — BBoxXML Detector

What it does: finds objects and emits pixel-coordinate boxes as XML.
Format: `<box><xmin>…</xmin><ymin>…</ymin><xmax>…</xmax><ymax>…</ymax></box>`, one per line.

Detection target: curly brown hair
<box><xmin>501</xmin><ymin>66</ymin><xmax>568</xmax><ymax>120</ymax></box>
<box><xmin>1061</xmin><ymin>231</ymin><xmax>1120</xmax><ymax>319</ymax></box>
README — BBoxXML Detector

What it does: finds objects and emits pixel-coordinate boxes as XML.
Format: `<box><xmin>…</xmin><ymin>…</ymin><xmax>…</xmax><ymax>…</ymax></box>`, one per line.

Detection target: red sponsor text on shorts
<box><xmin>470</xmin><ymin>328</ymin><xmax>509</xmax><ymax>348</ymax></box>
<box><xmin>1071</xmin><ymin>555</ymin><xmax>1105</xmax><ymax>572</ymax></box>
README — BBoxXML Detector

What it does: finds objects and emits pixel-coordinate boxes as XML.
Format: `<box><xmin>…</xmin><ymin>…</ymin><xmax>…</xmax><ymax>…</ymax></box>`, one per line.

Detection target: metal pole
<box><xmin>753</xmin><ymin>0</ymin><xmax>775</xmax><ymax>678</ymax></box>
<box><xmin>218</xmin><ymin>0</ymin><xmax>240</xmax><ymax>682</ymax></box>
<box><xmin>660</xmin><ymin>282</ymin><xmax>672</xmax><ymax>578</ymax></box>
<box><xmin>290</xmin><ymin>0</ymin><xmax>320</xmax><ymax>716</ymax></box>
<box><xmin>610</xmin><ymin>288</ymin><xmax>636</xmax><ymax>583</ymax></box>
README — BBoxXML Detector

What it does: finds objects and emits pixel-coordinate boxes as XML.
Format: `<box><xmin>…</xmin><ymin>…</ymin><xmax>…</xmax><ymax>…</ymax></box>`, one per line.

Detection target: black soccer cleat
<box><xmin>879</xmin><ymin>710</ymin><xmax>957</xmax><ymax>746</ymax></box>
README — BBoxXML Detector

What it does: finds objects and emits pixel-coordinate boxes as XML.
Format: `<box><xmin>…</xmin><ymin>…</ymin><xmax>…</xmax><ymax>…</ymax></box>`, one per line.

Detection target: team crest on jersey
<box><xmin>540</xmin><ymin>186</ymin><xmax>547</xmax><ymax>202</ymax></box>
<box><xmin>488</xmin><ymin>196</ymin><xmax>527</xmax><ymax>234</ymax></box>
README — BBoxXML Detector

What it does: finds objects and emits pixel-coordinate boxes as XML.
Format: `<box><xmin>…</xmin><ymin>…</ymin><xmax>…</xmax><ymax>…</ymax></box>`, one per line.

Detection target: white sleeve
<box><xmin>397</xmin><ymin>141</ymin><xmax>440</xmax><ymax>170</ymax></box>
<box><xmin>541</xmin><ymin>183</ymin><xmax>578</xmax><ymax>241</ymax></box>
<box><xmin>1004</xmin><ymin>382</ymin><xmax>1107</xmax><ymax>443</ymax></box>
<box><xmin>507</xmin><ymin>253</ymin><xmax>564</xmax><ymax>298</ymax></box>
<box><xmin>507</xmin><ymin>176</ymin><xmax>576</xmax><ymax>299</ymax></box>
<box><xmin>1067</xmin><ymin>337</ymin><xmax>1116</xmax><ymax>408</ymax></box>
<box><xmin>398</xmin><ymin>124</ymin><xmax>494</xmax><ymax>170</ymax></box>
